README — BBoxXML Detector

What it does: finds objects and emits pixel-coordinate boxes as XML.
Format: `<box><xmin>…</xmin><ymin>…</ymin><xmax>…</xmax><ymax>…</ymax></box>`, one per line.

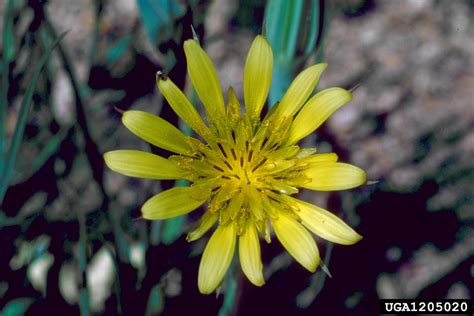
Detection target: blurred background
<box><xmin>1</xmin><ymin>0</ymin><xmax>473</xmax><ymax>315</ymax></box>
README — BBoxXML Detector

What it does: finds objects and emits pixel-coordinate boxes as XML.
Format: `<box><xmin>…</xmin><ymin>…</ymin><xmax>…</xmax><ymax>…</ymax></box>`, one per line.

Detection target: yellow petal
<box><xmin>244</xmin><ymin>35</ymin><xmax>273</xmax><ymax>118</ymax></box>
<box><xmin>198</xmin><ymin>224</ymin><xmax>236</xmax><ymax>294</ymax></box>
<box><xmin>186</xmin><ymin>211</ymin><xmax>218</xmax><ymax>242</ymax></box>
<box><xmin>183</xmin><ymin>39</ymin><xmax>225</xmax><ymax>120</ymax></box>
<box><xmin>104</xmin><ymin>150</ymin><xmax>185</xmax><ymax>180</ymax></box>
<box><xmin>142</xmin><ymin>187</ymin><xmax>207</xmax><ymax>220</ymax></box>
<box><xmin>288</xmin><ymin>87</ymin><xmax>352</xmax><ymax>144</ymax></box>
<box><xmin>297</xmin><ymin>153</ymin><xmax>338</xmax><ymax>167</ymax></box>
<box><xmin>226</xmin><ymin>86</ymin><xmax>241</xmax><ymax>125</ymax></box>
<box><xmin>302</xmin><ymin>162</ymin><xmax>366</xmax><ymax>191</ymax></box>
<box><xmin>291</xmin><ymin>198</ymin><xmax>362</xmax><ymax>245</ymax></box>
<box><xmin>271</xmin><ymin>212</ymin><xmax>319</xmax><ymax>272</ymax></box>
<box><xmin>239</xmin><ymin>222</ymin><xmax>264</xmax><ymax>286</ymax></box>
<box><xmin>273</xmin><ymin>63</ymin><xmax>327</xmax><ymax>120</ymax></box>
<box><xmin>122</xmin><ymin>110</ymin><xmax>192</xmax><ymax>154</ymax></box>
<box><xmin>156</xmin><ymin>73</ymin><xmax>210</xmax><ymax>138</ymax></box>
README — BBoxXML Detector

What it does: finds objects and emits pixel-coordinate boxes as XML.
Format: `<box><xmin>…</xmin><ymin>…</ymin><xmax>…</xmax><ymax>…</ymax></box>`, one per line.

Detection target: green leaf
<box><xmin>109</xmin><ymin>207</ymin><xmax>130</xmax><ymax>262</ymax></box>
<box><xmin>137</xmin><ymin>0</ymin><xmax>186</xmax><ymax>47</ymax></box>
<box><xmin>2</xmin><ymin>0</ymin><xmax>15</xmax><ymax>62</ymax></box>
<box><xmin>283</xmin><ymin>0</ymin><xmax>303</xmax><ymax>61</ymax></box>
<box><xmin>106</xmin><ymin>35</ymin><xmax>131</xmax><ymax>63</ymax></box>
<box><xmin>264</xmin><ymin>0</ymin><xmax>326</xmax><ymax>106</ymax></box>
<box><xmin>1</xmin><ymin>298</ymin><xmax>34</xmax><ymax>316</ymax></box>
<box><xmin>217</xmin><ymin>275</ymin><xmax>237</xmax><ymax>316</ymax></box>
<box><xmin>0</xmin><ymin>30</ymin><xmax>68</xmax><ymax>203</ymax></box>
<box><xmin>1</xmin><ymin>0</ymin><xmax>16</xmax><ymax>175</ymax></box>
<box><xmin>161</xmin><ymin>216</ymin><xmax>185</xmax><ymax>245</ymax></box>
<box><xmin>145</xmin><ymin>285</ymin><xmax>164</xmax><ymax>315</ymax></box>
<box><xmin>150</xmin><ymin>221</ymin><xmax>162</xmax><ymax>246</ymax></box>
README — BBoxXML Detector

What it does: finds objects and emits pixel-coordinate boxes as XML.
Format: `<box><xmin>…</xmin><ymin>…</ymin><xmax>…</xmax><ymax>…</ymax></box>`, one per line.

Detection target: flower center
<box><xmin>215</xmin><ymin>140</ymin><xmax>267</xmax><ymax>186</ymax></box>
<box><xmin>171</xmin><ymin>110</ymin><xmax>306</xmax><ymax>234</ymax></box>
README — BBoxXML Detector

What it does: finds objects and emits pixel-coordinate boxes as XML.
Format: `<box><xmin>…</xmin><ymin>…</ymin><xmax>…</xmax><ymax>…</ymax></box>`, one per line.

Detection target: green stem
<box><xmin>0</xmin><ymin>0</ymin><xmax>15</xmax><ymax>175</ymax></box>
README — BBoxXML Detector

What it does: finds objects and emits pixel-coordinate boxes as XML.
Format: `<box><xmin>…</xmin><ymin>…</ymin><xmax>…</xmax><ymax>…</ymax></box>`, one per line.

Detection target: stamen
<box><xmin>260</xmin><ymin>138</ymin><xmax>268</xmax><ymax>151</ymax></box>
<box><xmin>269</xmin><ymin>143</ymin><xmax>279</xmax><ymax>150</ymax></box>
<box><xmin>248</xmin><ymin>149</ymin><xmax>253</xmax><ymax>162</ymax></box>
<box><xmin>224</xmin><ymin>161</ymin><xmax>233</xmax><ymax>170</ymax></box>
<box><xmin>244</xmin><ymin>171</ymin><xmax>251</xmax><ymax>184</ymax></box>
<box><xmin>213</xmin><ymin>165</ymin><xmax>224</xmax><ymax>172</ymax></box>
<box><xmin>218</xmin><ymin>143</ymin><xmax>228</xmax><ymax>158</ymax></box>
<box><xmin>222</xmin><ymin>175</ymin><xmax>231</xmax><ymax>179</ymax></box>
<box><xmin>252</xmin><ymin>158</ymin><xmax>268</xmax><ymax>172</ymax></box>
<box><xmin>231</xmin><ymin>149</ymin><xmax>237</xmax><ymax>160</ymax></box>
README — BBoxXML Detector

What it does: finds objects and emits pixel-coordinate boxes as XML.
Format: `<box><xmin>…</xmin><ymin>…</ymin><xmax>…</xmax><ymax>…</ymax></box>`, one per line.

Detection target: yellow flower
<box><xmin>104</xmin><ymin>35</ymin><xmax>366</xmax><ymax>294</ymax></box>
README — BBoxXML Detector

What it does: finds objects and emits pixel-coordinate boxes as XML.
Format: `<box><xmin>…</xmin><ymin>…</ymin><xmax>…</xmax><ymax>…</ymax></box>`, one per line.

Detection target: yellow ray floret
<box><xmin>104</xmin><ymin>35</ymin><xmax>367</xmax><ymax>294</ymax></box>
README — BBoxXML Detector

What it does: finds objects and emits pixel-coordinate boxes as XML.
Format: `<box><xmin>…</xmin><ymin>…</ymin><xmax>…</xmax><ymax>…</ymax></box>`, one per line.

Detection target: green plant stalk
<box><xmin>0</xmin><ymin>0</ymin><xmax>16</xmax><ymax>175</ymax></box>
<box><xmin>218</xmin><ymin>271</ymin><xmax>237</xmax><ymax>316</ymax></box>
<box><xmin>0</xmin><ymin>30</ymin><xmax>68</xmax><ymax>204</ymax></box>
<box><xmin>110</xmin><ymin>208</ymin><xmax>130</xmax><ymax>262</ymax></box>
<box><xmin>79</xmin><ymin>288</ymin><xmax>90</xmax><ymax>316</ymax></box>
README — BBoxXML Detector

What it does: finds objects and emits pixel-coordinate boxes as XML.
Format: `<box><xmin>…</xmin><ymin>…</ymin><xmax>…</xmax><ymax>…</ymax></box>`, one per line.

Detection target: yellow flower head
<box><xmin>104</xmin><ymin>35</ymin><xmax>366</xmax><ymax>294</ymax></box>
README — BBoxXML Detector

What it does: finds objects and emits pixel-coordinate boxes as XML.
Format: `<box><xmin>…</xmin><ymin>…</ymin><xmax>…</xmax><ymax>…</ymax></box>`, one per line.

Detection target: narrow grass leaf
<box><xmin>0</xmin><ymin>31</ymin><xmax>68</xmax><ymax>203</ymax></box>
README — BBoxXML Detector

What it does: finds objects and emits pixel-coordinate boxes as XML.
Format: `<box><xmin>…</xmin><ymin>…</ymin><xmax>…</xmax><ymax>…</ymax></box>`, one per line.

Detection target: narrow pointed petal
<box><xmin>226</xmin><ymin>86</ymin><xmax>241</xmax><ymax>125</ymax></box>
<box><xmin>239</xmin><ymin>222</ymin><xmax>265</xmax><ymax>286</ymax></box>
<box><xmin>274</xmin><ymin>63</ymin><xmax>327</xmax><ymax>119</ymax></box>
<box><xmin>156</xmin><ymin>73</ymin><xmax>210</xmax><ymax>137</ymax></box>
<box><xmin>302</xmin><ymin>162</ymin><xmax>366</xmax><ymax>191</ymax></box>
<box><xmin>296</xmin><ymin>153</ymin><xmax>338</xmax><ymax>168</ymax></box>
<box><xmin>183</xmin><ymin>39</ymin><xmax>225</xmax><ymax>119</ymax></box>
<box><xmin>104</xmin><ymin>150</ymin><xmax>185</xmax><ymax>180</ymax></box>
<box><xmin>187</xmin><ymin>211</ymin><xmax>218</xmax><ymax>242</ymax></box>
<box><xmin>271</xmin><ymin>212</ymin><xmax>319</xmax><ymax>272</ymax></box>
<box><xmin>304</xmin><ymin>153</ymin><xmax>338</xmax><ymax>164</ymax></box>
<box><xmin>122</xmin><ymin>110</ymin><xmax>192</xmax><ymax>154</ymax></box>
<box><xmin>198</xmin><ymin>224</ymin><xmax>236</xmax><ymax>294</ymax></box>
<box><xmin>288</xmin><ymin>87</ymin><xmax>352</xmax><ymax>144</ymax></box>
<box><xmin>244</xmin><ymin>35</ymin><xmax>273</xmax><ymax>118</ymax></box>
<box><xmin>291</xmin><ymin>198</ymin><xmax>362</xmax><ymax>245</ymax></box>
<box><xmin>142</xmin><ymin>187</ymin><xmax>208</xmax><ymax>220</ymax></box>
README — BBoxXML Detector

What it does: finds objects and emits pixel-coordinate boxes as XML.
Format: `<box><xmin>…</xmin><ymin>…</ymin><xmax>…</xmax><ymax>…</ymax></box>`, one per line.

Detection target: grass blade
<box><xmin>0</xmin><ymin>30</ymin><xmax>68</xmax><ymax>204</ymax></box>
<box><xmin>265</xmin><ymin>0</ymin><xmax>327</xmax><ymax>106</ymax></box>
<box><xmin>0</xmin><ymin>0</ymin><xmax>16</xmax><ymax>175</ymax></box>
